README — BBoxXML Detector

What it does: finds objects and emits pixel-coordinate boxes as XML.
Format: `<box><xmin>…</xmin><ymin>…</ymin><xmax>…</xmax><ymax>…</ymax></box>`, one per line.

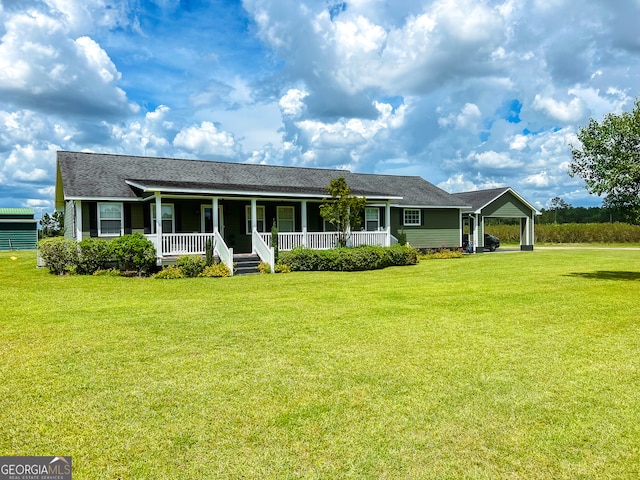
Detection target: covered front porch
<box><xmin>145</xmin><ymin>194</ymin><xmax>396</xmax><ymax>273</ymax></box>
<box><xmin>147</xmin><ymin>229</ymin><xmax>395</xmax><ymax>257</ymax></box>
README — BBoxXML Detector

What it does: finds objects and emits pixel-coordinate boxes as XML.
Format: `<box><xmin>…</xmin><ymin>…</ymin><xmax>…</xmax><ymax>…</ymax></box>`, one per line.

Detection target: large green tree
<box><xmin>320</xmin><ymin>177</ymin><xmax>367</xmax><ymax>247</ymax></box>
<box><xmin>548</xmin><ymin>196</ymin><xmax>572</xmax><ymax>224</ymax></box>
<box><xmin>569</xmin><ymin>99</ymin><xmax>640</xmax><ymax>223</ymax></box>
<box><xmin>39</xmin><ymin>211</ymin><xmax>65</xmax><ymax>238</ymax></box>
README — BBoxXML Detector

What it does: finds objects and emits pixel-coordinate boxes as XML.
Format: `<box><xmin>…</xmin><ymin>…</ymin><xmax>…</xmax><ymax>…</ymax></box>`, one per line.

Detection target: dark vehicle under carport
<box><xmin>463</xmin><ymin>233</ymin><xmax>500</xmax><ymax>252</ymax></box>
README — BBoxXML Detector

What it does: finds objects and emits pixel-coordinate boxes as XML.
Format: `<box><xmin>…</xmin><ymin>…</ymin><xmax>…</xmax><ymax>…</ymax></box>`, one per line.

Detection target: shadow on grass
<box><xmin>566</xmin><ymin>271</ymin><xmax>640</xmax><ymax>281</ymax></box>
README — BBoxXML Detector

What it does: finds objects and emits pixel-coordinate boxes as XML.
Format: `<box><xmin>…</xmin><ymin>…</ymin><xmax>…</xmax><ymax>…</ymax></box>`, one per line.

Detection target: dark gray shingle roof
<box><xmin>57</xmin><ymin>151</ymin><xmax>468</xmax><ymax>208</ymax></box>
<box><xmin>453</xmin><ymin>188</ymin><xmax>511</xmax><ymax>212</ymax></box>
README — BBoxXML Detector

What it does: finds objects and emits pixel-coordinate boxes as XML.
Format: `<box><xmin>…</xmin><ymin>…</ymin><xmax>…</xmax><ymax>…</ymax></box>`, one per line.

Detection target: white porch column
<box><xmin>251</xmin><ymin>199</ymin><xmax>257</xmax><ymax>231</ymax></box>
<box><xmin>212</xmin><ymin>197</ymin><xmax>219</xmax><ymax>233</ymax></box>
<box><xmin>346</xmin><ymin>206</ymin><xmax>351</xmax><ymax>246</ymax></box>
<box><xmin>155</xmin><ymin>192</ymin><xmax>163</xmax><ymax>258</ymax></box>
<box><xmin>75</xmin><ymin>200</ymin><xmax>82</xmax><ymax>241</ymax></box>
<box><xmin>301</xmin><ymin>200</ymin><xmax>308</xmax><ymax>247</ymax></box>
<box><xmin>385</xmin><ymin>203</ymin><xmax>391</xmax><ymax>246</ymax></box>
<box><xmin>251</xmin><ymin>199</ymin><xmax>257</xmax><ymax>253</ymax></box>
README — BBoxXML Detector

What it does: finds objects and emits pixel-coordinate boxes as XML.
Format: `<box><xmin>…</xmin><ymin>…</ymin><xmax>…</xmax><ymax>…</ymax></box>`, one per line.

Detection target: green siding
<box><xmin>0</xmin><ymin>224</ymin><xmax>37</xmax><ymax>250</ymax></box>
<box><xmin>129</xmin><ymin>203</ymin><xmax>145</xmax><ymax>234</ymax></box>
<box><xmin>482</xmin><ymin>192</ymin><xmax>530</xmax><ymax>217</ymax></box>
<box><xmin>396</xmin><ymin>208</ymin><xmax>461</xmax><ymax>249</ymax></box>
<box><xmin>0</xmin><ymin>209</ymin><xmax>37</xmax><ymax>250</ymax></box>
<box><xmin>307</xmin><ymin>203</ymin><xmax>323</xmax><ymax>231</ymax></box>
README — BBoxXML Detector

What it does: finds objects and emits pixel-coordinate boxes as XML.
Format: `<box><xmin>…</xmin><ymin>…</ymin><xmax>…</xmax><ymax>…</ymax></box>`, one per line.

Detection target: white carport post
<box><xmin>155</xmin><ymin>192</ymin><xmax>163</xmax><ymax>259</ymax></box>
<box><xmin>385</xmin><ymin>202</ymin><xmax>391</xmax><ymax>246</ymax></box>
<box><xmin>469</xmin><ymin>214</ymin><xmax>480</xmax><ymax>252</ymax></box>
<box><xmin>301</xmin><ymin>200</ymin><xmax>308</xmax><ymax>247</ymax></box>
<box><xmin>473</xmin><ymin>214</ymin><xmax>481</xmax><ymax>253</ymax></box>
<box><xmin>521</xmin><ymin>216</ymin><xmax>531</xmax><ymax>247</ymax></box>
<box><xmin>531</xmin><ymin>215</ymin><xmax>535</xmax><ymax>247</ymax></box>
<box><xmin>75</xmin><ymin>200</ymin><xmax>82</xmax><ymax>241</ymax></box>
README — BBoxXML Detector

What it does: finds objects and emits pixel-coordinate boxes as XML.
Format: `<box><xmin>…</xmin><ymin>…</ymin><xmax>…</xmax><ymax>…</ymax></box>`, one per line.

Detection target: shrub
<box><xmin>93</xmin><ymin>268</ymin><xmax>121</xmax><ymax>277</ymax></box>
<box><xmin>153</xmin><ymin>265</ymin><xmax>184</xmax><ymax>279</ymax></box>
<box><xmin>38</xmin><ymin>237</ymin><xmax>79</xmax><ymax>275</ymax></box>
<box><xmin>396</xmin><ymin>229</ymin><xmax>407</xmax><ymax>246</ymax></box>
<box><xmin>271</xmin><ymin>222</ymin><xmax>279</xmax><ymax>264</ymax></box>
<box><xmin>274</xmin><ymin>263</ymin><xmax>291</xmax><ymax>273</ymax></box>
<box><xmin>205</xmin><ymin>238</ymin><xmax>215</xmax><ymax>267</ymax></box>
<box><xmin>420</xmin><ymin>248</ymin><xmax>464</xmax><ymax>260</ymax></box>
<box><xmin>176</xmin><ymin>254</ymin><xmax>206</xmax><ymax>278</ymax></box>
<box><xmin>77</xmin><ymin>238</ymin><xmax>112</xmax><ymax>274</ymax></box>
<box><xmin>278</xmin><ymin>245</ymin><xmax>418</xmax><ymax>272</ymax></box>
<box><xmin>257</xmin><ymin>261</ymin><xmax>271</xmax><ymax>274</ymax></box>
<box><xmin>199</xmin><ymin>263</ymin><xmax>231</xmax><ymax>277</ymax></box>
<box><xmin>109</xmin><ymin>233</ymin><xmax>156</xmax><ymax>274</ymax></box>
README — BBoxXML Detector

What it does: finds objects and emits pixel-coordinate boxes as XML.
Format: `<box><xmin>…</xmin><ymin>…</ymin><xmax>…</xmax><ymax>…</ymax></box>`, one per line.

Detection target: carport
<box><xmin>453</xmin><ymin>188</ymin><xmax>540</xmax><ymax>252</ymax></box>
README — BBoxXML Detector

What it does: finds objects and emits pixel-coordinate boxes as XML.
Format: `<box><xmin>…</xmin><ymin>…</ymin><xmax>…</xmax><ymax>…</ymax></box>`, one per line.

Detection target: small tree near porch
<box><xmin>320</xmin><ymin>177</ymin><xmax>367</xmax><ymax>247</ymax></box>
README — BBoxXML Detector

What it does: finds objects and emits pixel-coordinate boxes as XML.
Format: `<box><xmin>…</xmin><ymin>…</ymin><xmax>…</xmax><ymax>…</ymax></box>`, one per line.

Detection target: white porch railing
<box><xmin>350</xmin><ymin>231</ymin><xmax>389</xmax><ymax>247</ymax></box>
<box><xmin>213</xmin><ymin>230</ymin><xmax>234</xmax><ymax>276</ymax></box>
<box><xmin>161</xmin><ymin>233</ymin><xmax>215</xmax><ymax>255</ymax></box>
<box><xmin>147</xmin><ymin>232</ymin><xmax>234</xmax><ymax>275</ymax></box>
<box><xmin>258</xmin><ymin>230</ymin><xmax>391</xmax><ymax>250</ymax></box>
<box><xmin>252</xmin><ymin>229</ymin><xmax>274</xmax><ymax>272</ymax></box>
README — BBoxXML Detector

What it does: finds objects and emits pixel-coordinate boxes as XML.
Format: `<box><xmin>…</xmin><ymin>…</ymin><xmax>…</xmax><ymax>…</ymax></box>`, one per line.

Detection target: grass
<box><xmin>1</xmin><ymin>249</ymin><xmax>639</xmax><ymax>479</ymax></box>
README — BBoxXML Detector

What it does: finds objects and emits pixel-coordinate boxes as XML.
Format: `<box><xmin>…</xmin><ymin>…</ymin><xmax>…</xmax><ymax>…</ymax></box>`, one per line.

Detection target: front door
<box><xmin>201</xmin><ymin>204</ymin><xmax>224</xmax><ymax>236</ymax></box>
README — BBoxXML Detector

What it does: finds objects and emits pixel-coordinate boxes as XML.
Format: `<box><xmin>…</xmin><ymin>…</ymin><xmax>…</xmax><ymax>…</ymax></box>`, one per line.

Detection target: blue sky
<box><xmin>2</xmin><ymin>0</ymin><xmax>640</xmax><ymax>215</ymax></box>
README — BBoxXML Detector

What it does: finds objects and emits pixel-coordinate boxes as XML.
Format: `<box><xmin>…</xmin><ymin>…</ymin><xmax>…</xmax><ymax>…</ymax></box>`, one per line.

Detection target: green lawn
<box><xmin>1</xmin><ymin>249</ymin><xmax>639</xmax><ymax>479</ymax></box>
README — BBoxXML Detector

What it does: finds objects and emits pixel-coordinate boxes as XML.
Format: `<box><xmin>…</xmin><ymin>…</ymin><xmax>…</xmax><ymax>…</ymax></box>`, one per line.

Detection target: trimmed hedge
<box><xmin>152</xmin><ymin>257</ymin><xmax>231</xmax><ymax>279</ymax></box>
<box><xmin>278</xmin><ymin>245</ymin><xmax>418</xmax><ymax>272</ymax></box>
<box><xmin>77</xmin><ymin>238</ymin><xmax>112</xmax><ymax>274</ymax></box>
<box><xmin>175</xmin><ymin>254</ymin><xmax>206</xmax><ymax>278</ymax></box>
<box><xmin>38</xmin><ymin>233</ymin><xmax>156</xmax><ymax>275</ymax></box>
<box><xmin>109</xmin><ymin>233</ymin><xmax>156</xmax><ymax>273</ymax></box>
<box><xmin>38</xmin><ymin>237</ymin><xmax>79</xmax><ymax>275</ymax></box>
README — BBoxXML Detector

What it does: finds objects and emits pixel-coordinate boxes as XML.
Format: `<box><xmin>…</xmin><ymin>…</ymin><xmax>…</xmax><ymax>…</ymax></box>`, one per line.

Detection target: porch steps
<box><xmin>234</xmin><ymin>253</ymin><xmax>261</xmax><ymax>276</ymax></box>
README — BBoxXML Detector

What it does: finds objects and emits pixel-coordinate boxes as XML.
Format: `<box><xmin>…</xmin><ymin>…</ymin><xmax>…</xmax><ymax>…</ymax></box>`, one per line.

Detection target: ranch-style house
<box><xmin>55</xmin><ymin>151</ymin><xmax>537</xmax><ymax>273</ymax></box>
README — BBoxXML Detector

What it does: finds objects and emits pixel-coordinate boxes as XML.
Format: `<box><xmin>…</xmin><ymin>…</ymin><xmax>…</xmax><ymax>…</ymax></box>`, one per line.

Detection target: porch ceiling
<box><xmin>126</xmin><ymin>179</ymin><xmax>398</xmax><ymax>200</ymax></box>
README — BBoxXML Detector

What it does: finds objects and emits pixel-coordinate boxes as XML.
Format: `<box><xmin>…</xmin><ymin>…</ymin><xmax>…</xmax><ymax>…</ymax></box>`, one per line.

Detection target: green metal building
<box><xmin>0</xmin><ymin>208</ymin><xmax>38</xmax><ymax>251</ymax></box>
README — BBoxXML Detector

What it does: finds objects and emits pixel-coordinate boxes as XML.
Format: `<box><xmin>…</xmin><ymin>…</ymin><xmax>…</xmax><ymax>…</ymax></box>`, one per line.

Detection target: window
<box><xmin>245</xmin><ymin>205</ymin><xmax>265</xmax><ymax>234</ymax></box>
<box><xmin>98</xmin><ymin>202</ymin><xmax>123</xmax><ymax>236</ymax></box>
<box><xmin>403</xmin><ymin>208</ymin><xmax>421</xmax><ymax>226</ymax></box>
<box><xmin>365</xmin><ymin>207</ymin><xmax>380</xmax><ymax>231</ymax></box>
<box><xmin>277</xmin><ymin>206</ymin><xmax>295</xmax><ymax>232</ymax></box>
<box><xmin>151</xmin><ymin>204</ymin><xmax>175</xmax><ymax>234</ymax></box>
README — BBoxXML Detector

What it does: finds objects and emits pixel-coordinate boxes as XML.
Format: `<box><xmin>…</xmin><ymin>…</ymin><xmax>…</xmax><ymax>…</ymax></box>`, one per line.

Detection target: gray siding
<box><xmin>64</xmin><ymin>201</ymin><xmax>75</xmax><ymax>239</ymax></box>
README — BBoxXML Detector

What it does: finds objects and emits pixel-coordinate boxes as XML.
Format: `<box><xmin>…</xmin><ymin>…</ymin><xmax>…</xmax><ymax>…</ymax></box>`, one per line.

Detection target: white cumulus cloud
<box><xmin>173</xmin><ymin>122</ymin><xmax>241</xmax><ymax>158</ymax></box>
